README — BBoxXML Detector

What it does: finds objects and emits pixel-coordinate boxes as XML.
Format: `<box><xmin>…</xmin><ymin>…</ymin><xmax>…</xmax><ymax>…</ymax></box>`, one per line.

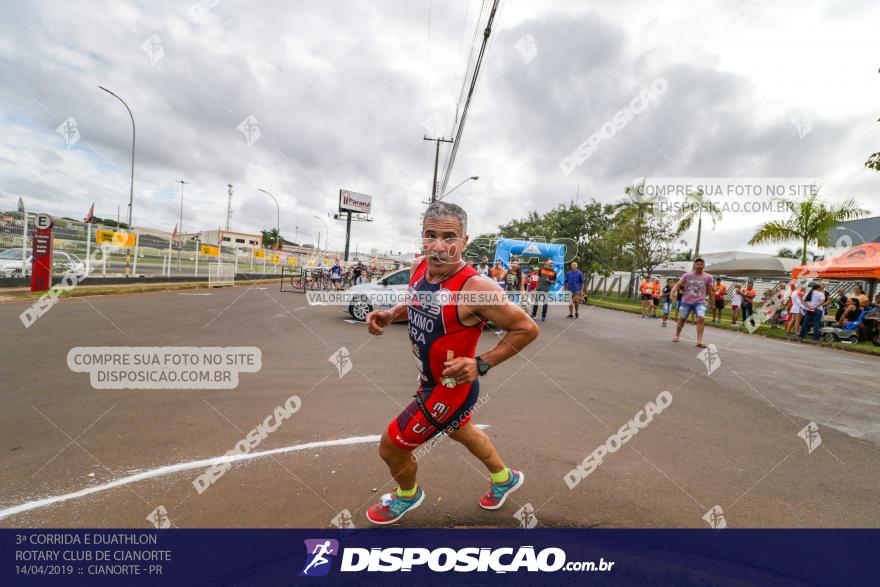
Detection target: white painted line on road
<box><xmin>178</xmin><ymin>293</ymin><xmax>212</xmax><ymax>296</ymax></box>
<box><xmin>0</xmin><ymin>425</ymin><xmax>491</xmax><ymax>521</ymax></box>
<box><xmin>344</xmin><ymin>319</ymin><xmax>363</xmax><ymax>324</ymax></box>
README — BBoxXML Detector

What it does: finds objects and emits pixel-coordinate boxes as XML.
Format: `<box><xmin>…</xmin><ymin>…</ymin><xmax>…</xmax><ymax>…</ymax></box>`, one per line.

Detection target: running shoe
<box><xmin>479</xmin><ymin>469</ymin><xmax>525</xmax><ymax>510</ymax></box>
<box><xmin>366</xmin><ymin>487</ymin><xmax>425</xmax><ymax>525</ymax></box>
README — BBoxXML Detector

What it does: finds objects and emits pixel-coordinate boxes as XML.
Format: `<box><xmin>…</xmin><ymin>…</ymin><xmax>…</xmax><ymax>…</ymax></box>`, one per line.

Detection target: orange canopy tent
<box><xmin>792</xmin><ymin>243</ymin><xmax>880</xmax><ymax>280</ymax></box>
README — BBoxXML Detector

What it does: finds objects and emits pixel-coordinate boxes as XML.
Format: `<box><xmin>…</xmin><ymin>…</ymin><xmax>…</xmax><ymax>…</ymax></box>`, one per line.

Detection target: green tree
<box><xmin>610</xmin><ymin>182</ymin><xmax>681</xmax><ymax>283</ymax></box>
<box><xmin>674</xmin><ymin>188</ymin><xmax>722</xmax><ymax>259</ymax></box>
<box><xmin>748</xmin><ymin>191</ymin><xmax>868</xmax><ymax>265</ymax></box>
<box><xmin>865</xmin><ymin>115</ymin><xmax>880</xmax><ymax>171</ymax></box>
<box><xmin>671</xmin><ymin>248</ymin><xmax>693</xmax><ymax>262</ymax></box>
<box><xmin>776</xmin><ymin>247</ymin><xmax>797</xmax><ymax>259</ymax></box>
<box><xmin>261</xmin><ymin>228</ymin><xmax>282</xmax><ymax>249</ymax></box>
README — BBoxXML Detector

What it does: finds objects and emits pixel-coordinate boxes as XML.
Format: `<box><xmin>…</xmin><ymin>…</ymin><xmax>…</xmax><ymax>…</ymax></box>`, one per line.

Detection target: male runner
<box><xmin>365</xmin><ymin>201</ymin><xmax>539</xmax><ymax>525</ymax></box>
<box><xmin>330</xmin><ymin>259</ymin><xmax>343</xmax><ymax>291</ymax></box>
<box><xmin>670</xmin><ymin>258</ymin><xmax>714</xmax><ymax>347</ymax></box>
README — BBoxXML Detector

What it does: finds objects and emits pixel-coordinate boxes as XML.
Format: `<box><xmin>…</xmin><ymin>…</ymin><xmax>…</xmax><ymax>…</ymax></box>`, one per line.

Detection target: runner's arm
<box><xmin>441</xmin><ymin>276</ymin><xmax>539</xmax><ymax>383</ymax></box>
<box><xmin>669</xmin><ymin>278</ymin><xmax>684</xmax><ymax>297</ymax></box>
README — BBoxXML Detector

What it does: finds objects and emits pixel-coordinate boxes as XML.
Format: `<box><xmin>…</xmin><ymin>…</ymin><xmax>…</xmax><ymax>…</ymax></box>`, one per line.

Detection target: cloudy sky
<box><xmin>2</xmin><ymin>0</ymin><xmax>879</xmax><ymax>256</ymax></box>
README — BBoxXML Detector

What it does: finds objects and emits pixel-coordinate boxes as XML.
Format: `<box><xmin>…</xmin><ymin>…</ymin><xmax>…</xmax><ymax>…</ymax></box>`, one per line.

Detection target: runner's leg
<box><xmin>448</xmin><ymin>422</ymin><xmax>505</xmax><ymax>474</ymax></box>
<box><xmin>378</xmin><ymin>432</ymin><xmax>417</xmax><ymax>491</ymax></box>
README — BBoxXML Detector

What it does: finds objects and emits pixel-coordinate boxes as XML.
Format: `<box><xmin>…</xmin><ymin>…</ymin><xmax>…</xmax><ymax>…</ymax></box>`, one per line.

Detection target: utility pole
<box><xmin>226</xmin><ymin>184</ymin><xmax>233</xmax><ymax>231</ymax></box>
<box><xmin>424</xmin><ymin>136</ymin><xmax>453</xmax><ymax>202</ymax></box>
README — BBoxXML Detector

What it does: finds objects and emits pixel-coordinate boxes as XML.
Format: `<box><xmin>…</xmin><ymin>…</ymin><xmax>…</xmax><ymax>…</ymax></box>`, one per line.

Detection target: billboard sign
<box><xmin>339</xmin><ymin>189</ymin><xmax>372</xmax><ymax>214</ymax></box>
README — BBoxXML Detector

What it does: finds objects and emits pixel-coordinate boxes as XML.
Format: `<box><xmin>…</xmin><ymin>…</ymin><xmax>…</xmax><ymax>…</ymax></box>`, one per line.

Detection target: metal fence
<box><xmin>0</xmin><ymin>210</ymin><xmax>329</xmax><ymax>280</ymax></box>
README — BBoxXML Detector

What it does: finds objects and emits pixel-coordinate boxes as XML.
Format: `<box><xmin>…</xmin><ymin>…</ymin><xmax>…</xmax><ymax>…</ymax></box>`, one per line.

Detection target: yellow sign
<box><xmin>270</xmin><ymin>254</ymin><xmax>281</xmax><ymax>264</ymax></box>
<box><xmin>200</xmin><ymin>244</ymin><xmax>220</xmax><ymax>257</ymax></box>
<box><xmin>96</xmin><ymin>229</ymin><xmax>135</xmax><ymax>247</ymax></box>
<box><xmin>254</xmin><ymin>249</ymin><xmax>265</xmax><ymax>259</ymax></box>
<box><xmin>287</xmin><ymin>256</ymin><xmax>297</xmax><ymax>266</ymax></box>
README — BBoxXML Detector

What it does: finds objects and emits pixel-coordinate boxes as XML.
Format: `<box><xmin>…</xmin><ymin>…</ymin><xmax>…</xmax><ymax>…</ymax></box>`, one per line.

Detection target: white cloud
<box><xmin>1</xmin><ymin>0</ymin><xmax>878</xmax><ymax>256</ymax></box>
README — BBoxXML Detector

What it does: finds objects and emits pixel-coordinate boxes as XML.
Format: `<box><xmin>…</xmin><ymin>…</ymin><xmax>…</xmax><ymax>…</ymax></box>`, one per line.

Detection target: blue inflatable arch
<box><xmin>493</xmin><ymin>238</ymin><xmax>567</xmax><ymax>298</ymax></box>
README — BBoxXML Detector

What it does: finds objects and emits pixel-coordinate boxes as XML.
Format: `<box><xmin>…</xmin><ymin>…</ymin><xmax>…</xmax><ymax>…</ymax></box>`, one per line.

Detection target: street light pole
<box><xmin>175</xmin><ymin>180</ymin><xmax>189</xmax><ymax>271</ymax></box>
<box><xmin>438</xmin><ymin>176</ymin><xmax>479</xmax><ymax>201</ymax></box>
<box><xmin>98</xmin><ymin>85</ymin><xmax>135</xmax><ymax>275</ymax></box>
<box><xmin>257</xmin><ymin>188</ymin><xmax>281</xmax><ymax>250</ymax></box>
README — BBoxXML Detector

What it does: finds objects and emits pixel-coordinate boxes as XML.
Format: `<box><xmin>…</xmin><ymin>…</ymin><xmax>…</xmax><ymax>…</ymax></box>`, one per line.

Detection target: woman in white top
<box><xmin>797</xmin><ymin>284</ymin><xmax>827</xmax><ymax>341</ymax></box>
<box><xmin>785</xmin><ymin>284</ymin><xmax>804</xmax><ymax>336</ymax></box>
<box><xmin>730</xmin><ymin>284</ymin><xmax>744</xmax><ymax>326</ymax></box>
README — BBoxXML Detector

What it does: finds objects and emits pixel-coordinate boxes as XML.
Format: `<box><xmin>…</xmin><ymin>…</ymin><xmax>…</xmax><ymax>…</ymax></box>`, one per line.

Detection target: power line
<box><xmin>439</xmin><ymin>0</ymin><xmax>502</xmax><ymax>196</ymax></box>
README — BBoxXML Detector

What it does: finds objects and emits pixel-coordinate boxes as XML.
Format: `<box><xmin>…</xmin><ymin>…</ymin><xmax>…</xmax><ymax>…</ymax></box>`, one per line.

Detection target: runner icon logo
<box><xmin>797</xmin><ymin>421</ymin><xmax>822</xmax><ymax>454</ymax></box>
<box><xmin>703</xmin><ymin>505</ymin><xmax>727</xmax><ymax>529</ymax></box>
<box><xmin>330</xmin><ymin>509</ymin><xmax>355</xmax><ymax>529</ymax></box>
<box><xmin>513</xmin><ymin>503</ymin><xmax>538</xmax><ymax>529</ymax></box>
<box><xmin>697</xmin><ymin>344</ymin><xmax>721</xmax><ymax>376</ymax></box>
<box><xmin>328</xmin><ymin>347</ymin><xmax>352</xmax><ymax>378</ymax></box>
<box><xmin>300</xmin><ymin>539</ymin><xmax>340</xmax><ymax>577</ymax></box>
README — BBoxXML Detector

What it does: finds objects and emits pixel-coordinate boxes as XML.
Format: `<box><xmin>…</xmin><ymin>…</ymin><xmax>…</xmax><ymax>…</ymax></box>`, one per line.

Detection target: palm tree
<box><xmin>748</xmin><ymin>192</ymin><xmax>868</xmax><ymax>265</ymax></box>
<box><xmin>674</xmin><ymin>188</ymin><xmax>722</xmax><ymax>259</ymax></box>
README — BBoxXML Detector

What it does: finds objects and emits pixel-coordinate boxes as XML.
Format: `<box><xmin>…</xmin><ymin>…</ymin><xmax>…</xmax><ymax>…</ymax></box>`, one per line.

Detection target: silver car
<box><xmin>0</xmin><ymin>248</ymin><xmax>86</xmax><ymax>277</ymax></box>
<box><xmin>344</xmin><ymin>267</ymin><xmax>411</xmax><ymax>321</ymax></box>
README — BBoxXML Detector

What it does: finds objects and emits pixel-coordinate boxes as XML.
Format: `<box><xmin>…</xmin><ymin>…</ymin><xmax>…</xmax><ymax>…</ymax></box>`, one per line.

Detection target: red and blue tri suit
<box><xmin>387</xmin><ymin>258</ymin><xmax>486</xmax><ymax>450</ymax></box>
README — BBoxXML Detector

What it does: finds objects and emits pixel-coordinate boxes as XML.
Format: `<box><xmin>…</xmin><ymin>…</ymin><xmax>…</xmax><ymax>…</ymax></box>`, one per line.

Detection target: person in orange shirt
<box><xmin>639</xmin><ymin>275</ymin><xmax>654</xmax><ymax>318</ymax></box>
<box><xmin>711</xmin><ymin>276</ymin><xmax>727</xmax><ymax>324</ymax></box>
<box><xmin>651</xmin><ymin>277</ymin><xmax>662</xmax><ymax>319</ymax></box>
<box><xmin>489</xmin><ymin>260</ymin><xmax>507</xmax><ymax>288</ymax></box>
<box><xmin>742</xmin><ymin>281</ymin><xmax>757</xmax><ymax>322</ymax></box>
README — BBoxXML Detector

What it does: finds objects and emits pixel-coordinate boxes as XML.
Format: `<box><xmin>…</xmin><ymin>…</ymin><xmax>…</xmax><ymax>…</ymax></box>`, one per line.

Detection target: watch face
<box><xmin>478</xmin><ymin>360</ymin><xmax>490</xmax><ymax>375</ymax></box>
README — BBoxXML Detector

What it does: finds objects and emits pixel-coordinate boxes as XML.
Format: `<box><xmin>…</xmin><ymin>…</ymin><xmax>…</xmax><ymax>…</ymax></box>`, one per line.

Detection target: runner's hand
<box><xmin>442</xmin><ymin>357</ymin><xmax>478</xmax><ymax>385</ymax></box>
<box><xmin>366</xmin><ymin>309</ymin><xmax>392</xmax><ymax>335</ymax></box>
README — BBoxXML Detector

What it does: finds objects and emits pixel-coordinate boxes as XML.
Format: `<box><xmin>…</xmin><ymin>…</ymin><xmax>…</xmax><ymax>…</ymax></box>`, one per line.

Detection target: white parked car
<box><xmin>0</xmin><ymin>248</ymin><xmax>86</xmax><ymax>277</ymax></box>
<box><xmin>344</xmin><ymin>267</ymin><xmax>411</xmax><ymax>321</ymax></box>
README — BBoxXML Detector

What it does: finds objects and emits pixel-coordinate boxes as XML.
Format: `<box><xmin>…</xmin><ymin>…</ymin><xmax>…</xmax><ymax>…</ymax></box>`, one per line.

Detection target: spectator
<box><xmin>742</xmin><ymin>281</ymin><xmax>757</xmax><ymax>322</ymax></box>
<box><xmin>651</xmin><ymin>277</ymin><xmax>662</xmax><ymax>318</ymax></box>
<box><xmin>489</xmin><ymin>260</ymin><xmax>507</xmax><ymax>287</ymax></box>
<box><xmin>797</xmin><ymin>283</ymin><xmax>827</xmax><ymax>342</ymax></box>
<box><xmin>354</xmin><ymin>269</ymin><xmax>370</xmax><ymax>285</ymax></box>
<box><xmin>504</xmin><ymin>260</ymin><xmax>524</xmax><ymax>303</ymax></box>
<box><xmin>527</xmin><ymin>265</ymin><xmax>540</xmax><ymax>292</ymax></box>
<box><xmin>852</xmin><ymin>284</ymin><xmax>870</xmax><ymax>308</ymax></box>
<box><xmin>730</xmin><ymin>283</ymin><xmax>743</xmax><ymax>326</ymax></box>
<box><xmin>661</xmin><ymin>278</ymin><xmax>674</xmax><ymax>327</ymax></box>
<box><xmin>565</xmin><ymin>261</ymin><xmax>585</xmax><ymax>319</ymax></box>
<box><xmin>711</xmin><ymin>276</ymin><xmax>727</xmax><ymax>324</ymax></box>
<box><xmin>477</xmin><ymin>256</ymin><xmax>490</xmax><ymax>277</ymax></box>
<box><xmin>837</xmin><ymin>298</ymin><xmax>861</xmax><ymax>328</ymax></box>
<box><xmin>785</xmin><ymin>282</ymin><xmax>804</xmax><ymax>337</ymax></box>
<box><xmin>530</xmin><ymin>259</ymin><xmax>557</xmax><ymax>322</ymax></box>
<box><xmin>639</xmin><ymin>275</ymin><xmax>654</xmax><ymax>318</ymax></box>
<box><xmin>834</xmin><ymin>289</ymin><xmax>850</xmax><ymax>323</ymax></box>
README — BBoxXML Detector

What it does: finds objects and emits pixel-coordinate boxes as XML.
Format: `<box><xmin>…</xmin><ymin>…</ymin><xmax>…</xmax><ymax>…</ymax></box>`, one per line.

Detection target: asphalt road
<box><xmin>1</xmin><ymin>284</ymin><xmax>878</xmax><ymax>529</ymax></box>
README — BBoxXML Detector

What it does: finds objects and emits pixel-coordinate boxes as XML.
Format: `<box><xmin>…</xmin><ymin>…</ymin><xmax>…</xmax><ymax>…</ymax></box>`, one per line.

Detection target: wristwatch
<box><xmin>475</xmin><ymin>355</ymin><xmax>492</xmax><ymax>376</ymax></box>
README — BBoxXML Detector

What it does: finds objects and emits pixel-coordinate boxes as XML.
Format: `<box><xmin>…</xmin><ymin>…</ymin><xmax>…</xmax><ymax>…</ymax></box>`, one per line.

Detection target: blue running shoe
<box><xmin>479</xmin><ymin>469</ymin><xmax>524</xmax><ymax>510</ymax></box>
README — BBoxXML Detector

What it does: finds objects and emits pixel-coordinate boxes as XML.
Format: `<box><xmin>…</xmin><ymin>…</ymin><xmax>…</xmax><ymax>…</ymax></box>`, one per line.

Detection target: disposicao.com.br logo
<box><xmin>299</xmin><ymin>540</ymin><xmax>614</xmax><ymax>575</ymax></box>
